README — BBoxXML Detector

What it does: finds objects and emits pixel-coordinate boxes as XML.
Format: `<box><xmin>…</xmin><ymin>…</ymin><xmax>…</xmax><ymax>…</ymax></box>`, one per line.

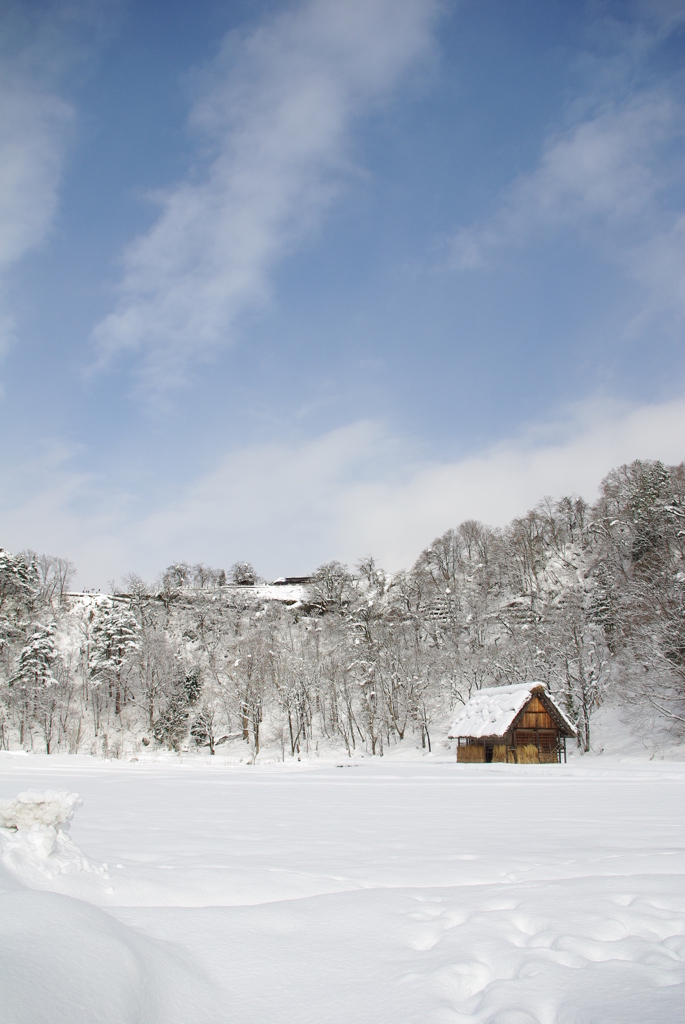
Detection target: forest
<box><xmin>1</xmin><ymin>458</ymin><xmax>683</xmax><ymax>759</ymax></box>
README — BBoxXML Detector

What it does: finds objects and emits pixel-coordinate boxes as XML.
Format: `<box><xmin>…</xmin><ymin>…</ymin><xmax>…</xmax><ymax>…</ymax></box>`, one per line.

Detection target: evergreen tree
<box><xmin>90</xmin><ymin>604</ymin><xmax>139</xmax><ymax>716</ymax></box>
<box><xmin>11</xmin><ymin>625</ymin><xmax>57</xmax><ymax>749</ymax></box>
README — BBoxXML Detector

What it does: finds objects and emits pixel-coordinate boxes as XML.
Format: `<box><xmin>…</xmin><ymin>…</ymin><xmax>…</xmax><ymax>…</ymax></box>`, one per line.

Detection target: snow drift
<box><xmin>0</xmin><ymin>881</ymin><xmax>221</xmax><ymax>1024</ymax></box>
<box><xmin>0</xmin><ymin>787</ymin><xmax>222</xmax><ymax>1023</ymax></box>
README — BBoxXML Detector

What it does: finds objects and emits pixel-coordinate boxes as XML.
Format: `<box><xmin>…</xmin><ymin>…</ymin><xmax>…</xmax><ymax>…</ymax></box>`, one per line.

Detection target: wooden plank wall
<box><xmin>518</xmin><ymin>695</ymin><xmax>554</xmax><ymax>730</ymax></box>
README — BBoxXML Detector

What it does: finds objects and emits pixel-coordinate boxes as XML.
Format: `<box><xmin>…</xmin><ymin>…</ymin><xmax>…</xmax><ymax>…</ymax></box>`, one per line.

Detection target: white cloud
<box><xmin>450</xmin><ymin>13</ymin><xmax>685</xmax><ymax>325</ymax></box>
<box><xmin>0</xmin><ymin>87</ymin><xmax>73</xmax><ymax>275</ymax></box>
<box><xmin>91</xmin><ymin>0</ymin><xmax>439</xmax><ymax>389</ymax></box>
<box><xmin>0</xmin><ymin>0</ymin><xmax>116</xmax><ymax>356</ymax></box>
<box><xmin>335</xmin><ymin>396</ymin><xmax>685</xmax><ymax>570</ymax></box>
<box><xmin>452</xmin><ymin>92</ymin><xmax>682</xmax><ymax>265</ymax></box>
<box><xmin>516</xmin><ymin>96</ymin><xmax>675</xmax><ymax>227</ymax></box>
<box><xmin>1</xmin><ymin>396</ymin><xmax>684</xmax><ymax>588</ymax></box>
<box><xmin>0</xmin><ymin>78</ymin><xmax>73</xmax><ymax>354</ymax></box>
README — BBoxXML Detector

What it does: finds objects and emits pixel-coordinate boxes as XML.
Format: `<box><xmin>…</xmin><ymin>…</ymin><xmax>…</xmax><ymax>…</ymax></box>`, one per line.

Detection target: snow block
<box><xmin>0</xmin><ymin>790</ymin><xmax>82</xmax><ymax>832</ymax></box>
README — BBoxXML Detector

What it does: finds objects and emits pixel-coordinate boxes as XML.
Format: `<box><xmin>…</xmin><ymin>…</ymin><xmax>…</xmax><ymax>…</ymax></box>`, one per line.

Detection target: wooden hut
<box><xmin>448</xmin><ymin>682</ymin><xmax>576</xmax><ymax>764</ymax></box>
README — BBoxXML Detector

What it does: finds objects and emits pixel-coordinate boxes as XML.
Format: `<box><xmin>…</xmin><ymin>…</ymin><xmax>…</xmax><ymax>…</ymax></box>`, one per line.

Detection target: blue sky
<box><xmin>1</xmin><ymin>0</ymin><xmax>684</xmax><ymax>587</ymax></box>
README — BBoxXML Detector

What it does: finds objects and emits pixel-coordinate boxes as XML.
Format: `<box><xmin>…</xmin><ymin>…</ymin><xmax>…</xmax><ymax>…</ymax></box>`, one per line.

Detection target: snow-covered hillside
<box><xmin>0</xmin><ymin>756</ymin><xmax>683</xmax><ymax>1023</ymax></box>
<box><xmin>2</xmin><ymin>459</ymin><xmax>684</xmax><ymax>764</ymax></box>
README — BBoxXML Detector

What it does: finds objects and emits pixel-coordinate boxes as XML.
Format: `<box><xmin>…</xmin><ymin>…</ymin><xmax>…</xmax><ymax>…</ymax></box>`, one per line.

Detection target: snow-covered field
<box><xmin>1</xmin><ymin>752</ymin><xmax>683</xmax><ymax>1023</ymax></box>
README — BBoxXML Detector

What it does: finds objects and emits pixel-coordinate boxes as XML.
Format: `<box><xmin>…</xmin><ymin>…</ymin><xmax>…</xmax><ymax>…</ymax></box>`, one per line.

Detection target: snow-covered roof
<box><xmin>448</xmin><ymin>681</ymin><xmax>576</xmax><ymax>739</ymax></box>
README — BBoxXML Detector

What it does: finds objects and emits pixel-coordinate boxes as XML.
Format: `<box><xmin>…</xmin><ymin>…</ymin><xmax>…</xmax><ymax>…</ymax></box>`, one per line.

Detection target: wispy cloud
<box><xmin>0</xmin><ymin>64</ymin><xmax>72</xmax><ymax>354</ymax></box>
<box><xmin>2</xmin><ymin>395</ymin><xmax>684</xmax><ymax>587</ymax></box>
<box><xmin>0</xmin><ymin>0</ymin><xmax>117</xmax><ymax>356</ymax></box>
<box><xmin>450</xmin><ymin>7</ymin><xmax>685</xmax><ymax>325</ymax></box>
<box><xmin>0</xmin><ymin>88</ymin><xmax>72</xmax><ymax>275</ymax></box>
<box><xmin>92</xmin><ymin>0</ymin><xmax>440</xmax><ymax>390</ymax></box>
<box><xmin>452</xmin><ymin>93</ymin><xmax>681</xmax><ymax>264</ymax></box>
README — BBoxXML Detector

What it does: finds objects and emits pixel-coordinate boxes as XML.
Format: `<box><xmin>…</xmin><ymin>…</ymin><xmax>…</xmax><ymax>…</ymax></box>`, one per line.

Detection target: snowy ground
<box><xmin>1</xmin><ymin>751</ymin><xmax>683</xmax><ymax>1023</ymax></box>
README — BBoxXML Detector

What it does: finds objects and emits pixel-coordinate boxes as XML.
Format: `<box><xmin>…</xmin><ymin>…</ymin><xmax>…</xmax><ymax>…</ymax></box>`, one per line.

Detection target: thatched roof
<box><xmin>448</xmin><ymin>681</ymin><xmax>576</xmax><ymax>740</ymax></box>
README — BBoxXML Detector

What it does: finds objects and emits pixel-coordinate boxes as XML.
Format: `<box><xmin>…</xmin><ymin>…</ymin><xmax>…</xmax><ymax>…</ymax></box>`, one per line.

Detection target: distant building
<box><xmin>448</xmin><ymin>681</ymin><xmax>576</xmax><ymax>763</ymax></box>
<box><xmin>272</xmin><ymin>576</ymin><xmax>313</xmax><ymax>586</ymax></box>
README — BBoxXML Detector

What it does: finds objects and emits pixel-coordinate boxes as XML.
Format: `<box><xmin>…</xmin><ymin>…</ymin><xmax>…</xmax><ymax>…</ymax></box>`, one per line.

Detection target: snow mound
<box><xmin>0</xmin><ymin>890</ymin><xmax>221</xmax><ymax>1023</ymax></box>
<box><xmin>0</xmin><ymin>789</ymin><xmax>81</xmax><ymax>831</ymax></box>
<box><xmin>0</xmin><ymin>789</ymin><xmax>106</xmax><ymax>881</ymax></box>
<box><xmin>0</xmin><ymin>788</ymin><xmax>222</xmax><ymax>1023</ymax></box>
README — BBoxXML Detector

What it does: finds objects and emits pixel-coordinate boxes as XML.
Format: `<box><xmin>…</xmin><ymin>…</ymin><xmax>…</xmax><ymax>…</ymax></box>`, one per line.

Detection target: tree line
<box><xmin>0</xmin><ymin>458</ymin><xmax>683</xmax><ymax>758</ymax></box>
